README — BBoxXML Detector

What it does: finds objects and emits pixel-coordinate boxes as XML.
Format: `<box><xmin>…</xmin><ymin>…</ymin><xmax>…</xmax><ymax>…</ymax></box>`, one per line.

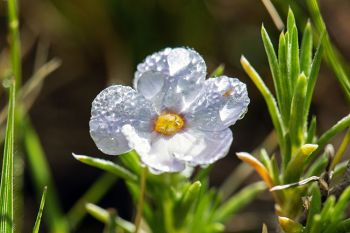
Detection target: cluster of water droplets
<box><xmin>90</xmin><ymin>85</ymin><xmax>155</xmax><ymax>155</ymax></box>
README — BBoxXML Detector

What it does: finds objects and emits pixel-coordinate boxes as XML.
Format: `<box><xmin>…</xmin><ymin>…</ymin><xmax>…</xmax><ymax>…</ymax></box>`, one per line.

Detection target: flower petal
<box><xmin>168</xmin><ymin>128</ymin><xmax>233</xmax><ymax>166</ymax></box>
<box><xmin>186</xmin><ymin>76</ymin><xmax>249</xmax><ymax>131</ymax></box>
<box><xmin>122</xmin><ymin>125</ymin><xmax>185</xmax><ymax>173</ymax></box>
<box><xmin>134</xmin><ymin>47</ymin><xmax>207</xmax><ymax>112</ymax></box>
<box><xmin>90</xmin><ymin>85</ymin><xmax>156</xmax><ymax>155</ymax></box>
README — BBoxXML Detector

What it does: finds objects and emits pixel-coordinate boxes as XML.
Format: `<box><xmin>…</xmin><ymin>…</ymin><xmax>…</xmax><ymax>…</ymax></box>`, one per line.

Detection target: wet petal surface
<box><xmin>168</xmin><ymin>128</ymin><xmax>233</xmax><ymax>166</ymax></box>
<box><xmin>186</xmin><ymin>76</ymin><xmax>249</xmax><ymax>131</ymax></box>
<box><xmin>134</xmin><ymin>47</ymin><xmax>207</xmax><ymax>112</ymax></box>
<box><xmin>122</xmin><ymin>125</ymin><xmax>185</xmax><ymax>172</ymax></box>
<box><xmin>90</xmin><ymin>85</ymin><xmax>156</xmax><ymax>155</ymax></box>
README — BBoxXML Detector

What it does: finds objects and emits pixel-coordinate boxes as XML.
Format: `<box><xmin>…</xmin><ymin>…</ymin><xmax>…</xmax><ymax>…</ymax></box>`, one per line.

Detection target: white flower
<box><xmin>89</xmin><ymin>47</ymin><xmax>249</xmax><ymax>173</ymax></box>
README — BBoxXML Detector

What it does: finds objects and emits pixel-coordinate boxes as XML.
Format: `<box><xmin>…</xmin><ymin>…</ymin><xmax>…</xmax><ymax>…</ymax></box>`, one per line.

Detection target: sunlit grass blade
<box><xmin>278</xmin><ymin>32</ymin><xmax>291</xmax><ymax>123</ymax></box>
<box><xmin>86</xmin><ymin>203</ymin><xmax>135</xmax><ymax>233</ymax></box>
<box><xmin>73</xmin><ymin>154</ymin><xmax>137</xmax><ymax>182</ymax></box>
<box><xmin>24</xmin><ymin>119</ymin><xmax>69</xmax><ymax>233</ymax></box>
<box><xmin>304</xmin><ymin>37</ymin><xmax>323</xmax><ymax>124</ymax></box>
<box><xmin>330</xmin><ymin>128</ymin><xmax>350</xmax><ymax>171</ymax></box>
<box><xmin>278</xmin><ymin>216</ymin><xmax>304</xmax><ymax>233</ymax></box>
<box><xmin>174</xmin><ymin>181</ymin><xmax>201</xmax><ymax>227</ymax></box>
<box><xmin>306</xmin><ymin>116</ymin><xmax>317</xmax><ymax>144</ymax></box>
<box><xmin>316</xmin><ymin>113</ymin><xmax>350</xmax><ymax>153</ymax></box>
<box><xmin>284</xmin><ymin>144</ymin><xmax>318</xmax><ymax>183</ymax></box>
<box><xmin>0</xmin><ymin>81</ymin><xmax>15</xmax><ymax>233</ymax></box>
<box><xmin>210</xmin><ymin>64</ymin><xmax>225</xmax><ymax>77</ymax></box>
<box><xmin>240</xmin><ymin>56</ymin><xmax>285</xmax><ymax>143</ymax></box>
<box><xmin>261</xmin><ymin>26</ymin><xmax>284</xmax><ymax>115</ymax></box>
<box><xmin>289</xmin><ymin>73</ymin><xmax>307</xmax><ymax>151</ymax></box>
<box><xmin>290</xmin><ymin>26</ymin><xmax>300</xmax><ymax>91</ymax></box>
<box><xmin>33</xmin><ymin>186</ymin><xmax>47</xmax><ymax>233</ymax></box>
<box><xmin>213</xmin><ymin>182</ymin><xmax>266</xmax><ymax>222</ymax></box>
<box><xmin>300</xmin><ymin>21</ymin><xmax>313</xmax><ymax>77</ymax></box>
<box><xmin>307</xmin><ymin>0</ymin><xmax>350</xmax><ymax>99</ymax></box>
<box><xmin>67</xmin><ymin>172</ymin><xmax>118</xmax><ymax>230</ymax></box>
<box><xmin>236</xmin><ymin>152</ymin><xmax>273</xmax><ymax>188</ymax></box>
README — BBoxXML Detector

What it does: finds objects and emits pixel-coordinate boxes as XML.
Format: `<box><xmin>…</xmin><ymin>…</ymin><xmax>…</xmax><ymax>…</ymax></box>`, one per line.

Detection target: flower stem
<box><xmin>134</xmin><ymin>167</ymin><xmax>147</xmax><ymax>233</ymax></box>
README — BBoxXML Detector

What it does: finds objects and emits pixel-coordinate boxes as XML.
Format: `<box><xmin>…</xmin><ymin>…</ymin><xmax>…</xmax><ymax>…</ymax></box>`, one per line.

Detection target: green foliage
<box><xmin>33</xmin><ymin>186</ymin><xmax>47</xmax><ymax>233</ymax></box>
<box><xmin>240</xmin><ymin>6</ymin><xmax>350</xmax><ymax>233</ymax></box>
<box><xmin>73</xmin><ymin>149</ymin><xmax>266</xmax><ymax>233</ymax></box>
<box><xmin>0</xmin><ymin>81</ymin><xmax>15</xmax><ymax>233</ymax></box>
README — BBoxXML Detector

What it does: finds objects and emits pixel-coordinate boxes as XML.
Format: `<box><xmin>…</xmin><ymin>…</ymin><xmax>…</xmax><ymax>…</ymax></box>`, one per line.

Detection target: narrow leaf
<box><xmin>304</xmin><ymin>37</ymin><xmax>323</xmax><ymax>125</ymax></box>
<box><xmin>284</xmin><ymin>144</ymin><xmax>318</xmax><ymax>183</ymax></box>
<box><xmin>237</xmin><ymin>152</ymin><xmax>273</xmax><ymax>188</ymax></box>
<box><xmin>261</xmin><ymin>26</ymin><xmax>284</xmax><ymax>116</ymax></box>
<box><xmin>73</xmin><ymin>154</ymin><xmax>137</xmax><ymax>182</ymax></box>
<box><xmin>306</xmin><ymin>116</ymin><xmax>317</xmax><ymax>144</ymax></box>
<box><xmin>240</xmin><ymin>56</ymin><xmax>285</xmax><ymax>143</ymax></box>
<box><xmin>0</xmin><ymin>81</ymin><xmax>15</xmax><ymax>233</ymax></box>
<box><xmin>33</xmin><ymin>186</ymin><xmax>47</xmax><ymax>233</ymax></box>
<box><xmin>300</xmin><ymin>21</ymin><xmax>313</xmax><ymax>77</ymax></box>
<box><xmin>67</xmin><ymin>172</ymin><xmax>118</xmax><ymax>230</ymax></box>
<box><xmin>278</xmin><ymin>31</ymin><xmax>291</xmax><ymax>123</ymax></box>
<box><xmin>289</xmin><ymin>73</ymin><xmax>308</xmax><ymax>151</ymax></box>
<box><xmin>86</xmin><ymin>203</ymin><xmax>135</xmax><ymax>233</ymax></box>
<box><xmin>278</xmin><ymin>216</ymin><xmax>304</xmax><ymax>233</ymax></box>
<box><xmin>210</xmin><ymin>64</ymin><xmax>225</xmax><ymax>77</ymax></box>
<box><xmin>305</xmin><ymin>184</ymin><xmax>321</xmax><ymax>232</ymax></box>
<box><xmin>289</xmin><ymin>26</ymin><xmax>300</xmax><ymax>91</ymax></box>
<box><xmin>214</xmin><ymin>182</ymin><xmax>266</xmax><ymax>221</ymax></box>
<box><xmin>24</xmin><ymin>119</ymin><xmax>69</xmax><ymax>233</ymax></box>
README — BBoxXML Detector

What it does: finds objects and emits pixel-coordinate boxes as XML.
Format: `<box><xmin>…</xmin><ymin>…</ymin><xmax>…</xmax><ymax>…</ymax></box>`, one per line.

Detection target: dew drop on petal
<box><xmin>167</xmin><ymin>48</ymin><xmax>191</xmax><ymax>76</ymax></box>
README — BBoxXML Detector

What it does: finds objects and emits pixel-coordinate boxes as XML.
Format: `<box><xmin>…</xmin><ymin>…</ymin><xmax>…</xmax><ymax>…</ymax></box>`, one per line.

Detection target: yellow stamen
<box><xmin>154</xmin><ymin>113</ymin><xmax>185</xmax><ymax>135</ymax></box>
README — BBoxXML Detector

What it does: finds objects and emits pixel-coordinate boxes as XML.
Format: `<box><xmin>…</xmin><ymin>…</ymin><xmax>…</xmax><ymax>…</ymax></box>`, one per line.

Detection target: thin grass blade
<box><xmin>24</xmin><ymin>119</ymin><xmax>69</xmax><ymax>233</ymax></box>
<box><xmin>73</xmin><ymin>154</ymin><xmax>137</xmax><ymax>182</ymax></box>
<box><xmin>0</xmin><ymin>81</ymin><xmax>15</xmax><ymax>233</ymax></box>
<box><xmin>33</xmin><ymin>186</ymin><xmax>47</xmax><ymax>233</ymax></box>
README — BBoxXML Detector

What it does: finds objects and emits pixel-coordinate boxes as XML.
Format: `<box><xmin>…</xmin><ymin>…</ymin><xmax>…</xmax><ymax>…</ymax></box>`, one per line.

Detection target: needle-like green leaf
<box><xmin>33</xmin><ymin>186</ymin><xmax>47</xmax><ymax>233</ymax></box>
<box><xmin>300</xmin><ymin>21</ymin><xmax>313</xmax><ymax>77</ymax></box>
<box><xmin>0</xmin><ymin>81</ymin><xmax>15</xmax><ymax>233</ymax></box>
<box><xmin>73</xmin><ymin>154</ymin><xmax>137</xmax><ymax>182</ymax></box>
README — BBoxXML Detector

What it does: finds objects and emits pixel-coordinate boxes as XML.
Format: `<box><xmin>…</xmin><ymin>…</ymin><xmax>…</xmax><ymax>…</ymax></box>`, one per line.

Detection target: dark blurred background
<box><xmin>0</xmin><ymin>0</ymin><xmax>349</xmax><ymax>232</ymax></box>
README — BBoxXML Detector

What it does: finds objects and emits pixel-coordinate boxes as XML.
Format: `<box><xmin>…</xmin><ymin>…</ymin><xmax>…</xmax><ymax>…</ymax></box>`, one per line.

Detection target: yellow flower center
<box><xmin>154</xmin><ymin>113</ymin><xmax>185</xmax><ymax>135</ymax></box>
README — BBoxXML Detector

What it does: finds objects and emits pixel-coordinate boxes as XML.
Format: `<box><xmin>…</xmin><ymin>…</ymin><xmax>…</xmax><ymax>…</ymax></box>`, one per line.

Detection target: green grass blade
<box><xmin>0</xmin><ymin>81</ymin><xmax>15</xmax><ymax>233</ymax></box>
<box><xmin>305</xmin><ymin>184</ymin><xmax>321</xmax><ymax>232</ymax></box>
<box><xmin>210</xmin><ymin>64</ymin><xmax>225</xmax><ymax>77</ymax></box>
<box><xmin>278</xmin><ymin>32</ymin><xmax>291</xmax><ymax>123</ymax></box>
<box><xmin>317</xmin><ymin>113</ymin><xmax>350</xmax><ymax>151</ymax></box>
<box><xmin>261</xmin><ymin>26</ymin><xmax>284</xmax><ymax>116</ymax></box>
<box><xmin>306</xmin><ymin>116</ymin><xmax>317</xmax><ymax>144</ymax></box>
<box><xmin>67</xmin><ymin>172</ymin><xmax>118</xmax><ymax>230</ymax></box>
<box><xmin>289</xmin><ymin>73</ymin><xmax>307</xmax><ymax>151</ymax></box>
<box><xmin>290</xmin><ymin>26</ymin><xmax>300</xmax><ymax>91</ymax></box>
<box><xmin>331</xmin><ymin>186</ymin><xmax>350</xmax><ymax>222</ymax></box>
<box><xmin>24</xmin><ymin>119</ymin><xmax>69</xmax><ymax>233</ymax></box>
<box><xmin>304</xmin><ymin>37</ymin><xmax>323</xmax><ymax>125</ymax></box>
<box><xmin>300</xmin><ymin>21</ymin><xmax>313</xmax><ymax>77</ymax></box>
<box><xmin>73</xmin><ymin>154</ymin><xmax>137</xmax><ymax>182</ymax></box>
<box><xmin>86</xmin><ymin>203</ymin><xmax>135</xmax><ymax>233</ymax></box>
<box><xmin>33</xmin><ymin>186</ymin><xmax>47</xmax><ymax>233</ymax></box>
<box><xmin>240</xmin><ymin>56</ymin><xmax>285</xmax><ymax>142</ymax></box>
<box><xmin>213</xmin><ymin>182</ymin><xmax>266</xmax><ymax>222</ymax></box>
<box><xmin>307</xmin><ymin>0</ymin><xmax>350</xmax><ymax>99</ymax></box>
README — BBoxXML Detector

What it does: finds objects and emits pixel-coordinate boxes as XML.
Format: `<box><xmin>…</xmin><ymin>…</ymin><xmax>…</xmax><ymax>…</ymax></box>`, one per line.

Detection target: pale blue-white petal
<box><xmin>168</xmin><ymin>128</ymin><xmax>233</xmax><ymax>166</ymax></box>
<box><xmin>122</xmin><ymin>125</ymin><xmax>185</xmax><ymax>173</ymax></box>
<box><xmin>90</xmin><ymin>85</ymin><xmax>156</xmax><ymax>155</ymax></box>
<box><xmin>134</xmin><ymin>47</ymin><xmax>207</xmax><ymax>113</ymax></box>
<box><xmin>185</xmin><ymin>76</ymin><xmax>249</xmax><ymax>131</ymax></box>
